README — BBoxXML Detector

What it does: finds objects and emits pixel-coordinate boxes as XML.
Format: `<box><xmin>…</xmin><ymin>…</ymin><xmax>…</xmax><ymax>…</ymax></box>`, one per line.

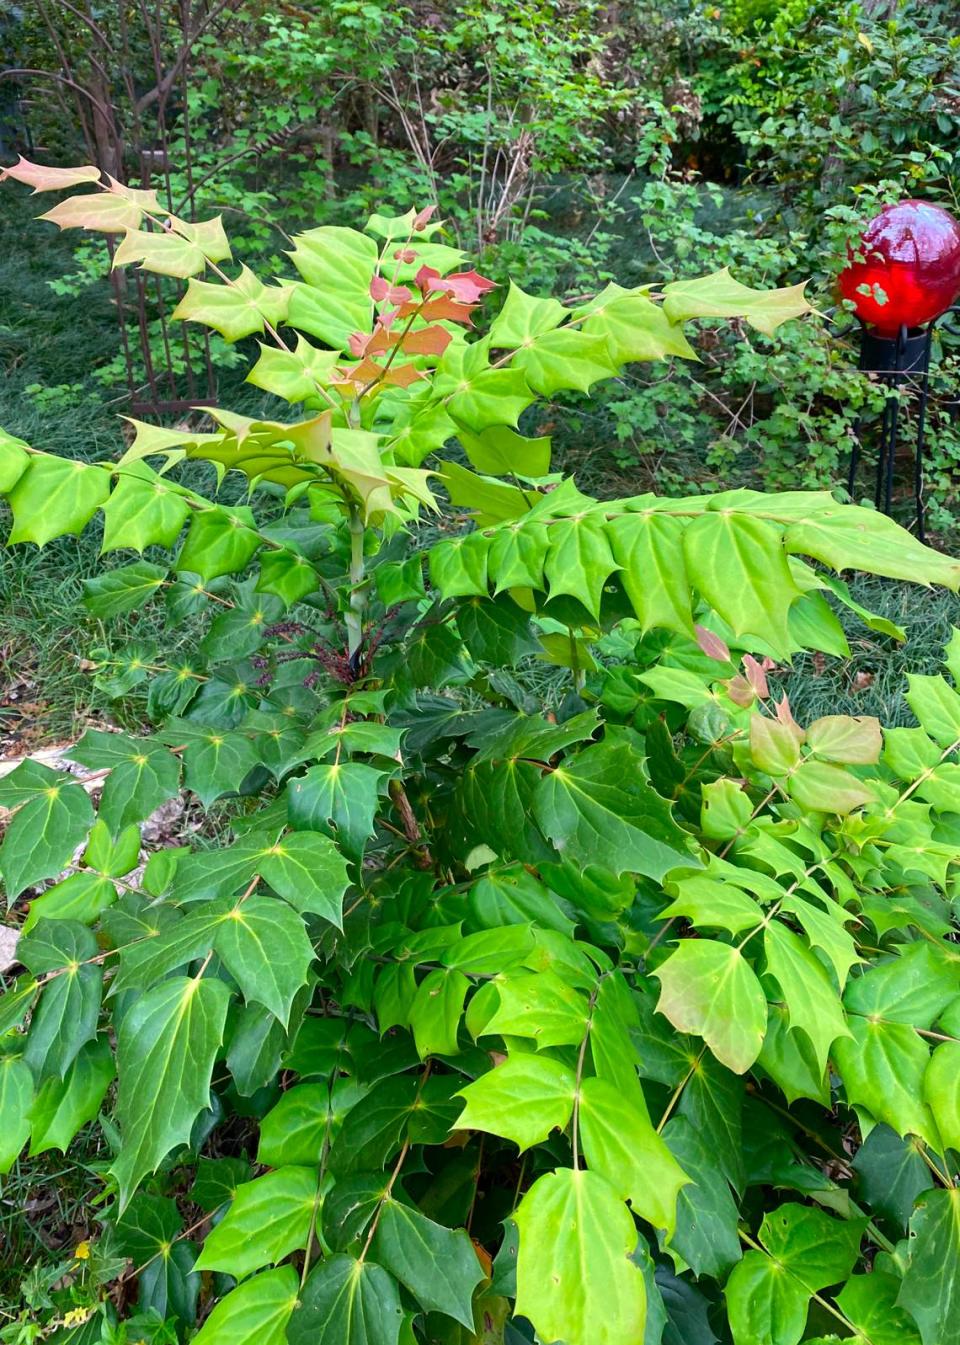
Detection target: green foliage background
<box><xmin>2</xmin><ymin>4</ymin><xmax>960</xmax><ymax>1345</ymax></box>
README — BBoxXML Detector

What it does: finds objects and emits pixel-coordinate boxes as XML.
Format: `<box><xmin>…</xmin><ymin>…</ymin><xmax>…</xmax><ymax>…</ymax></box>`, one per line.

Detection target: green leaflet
<box><xmin>213</xmin><ymin>895</ymin><xmax>314</xmax><ymax>1027</ymax></box>
<box><xmin>924</xmin><ymin>1040</ymin><xmax>960</xmax><ymax>1152</ymax></box>
<box><xmin>371</xmin><ymin>1197</ymin><xmax>485</xmax><ymax>1328</ymax></box>
<box><xmin>83</xmin><ymin>560</ymin><xmax>167</xmax><ymax>617</ymax></box>
<box><xmin>257</xmin><ymin>831</ymin><xmax>350</xmax><ymax>926</ymax></box>
<box><xmin>682</xmin><ymin>511</ymin><xmax>802</xmax><ymax>657</ymax></box>
<box><xmin>172</xmin><ymin>269</ymin><xmax>292</xmax><ymax>341</ymax></box>
<box><xmin>478</xmin><ymin>970</ymin><xmax>590</xmax><ymax>1048</ymax></box>
<box><xmin>0</xmin><ymin>776</ymin><xmax>95</xmax><ymax>898</ymax></box>
<box><xmin>534</xmin><ymin>736</ymin><xmax>697</xmax><ymax>880</ymax></box>
<box><xmin>661</xmin><ymin>1116</ymin><xmax>743</xmax><ymax>1279</ymax></box>
<box><xmin>661</xmin><ymin>269</ymin><xmax>811</xmax><ymax>335</ymax></box>
<box><xmin>837</xmin><ymin>1273</ymin><xmax>922</xmax><ymax>1345</ymax></box>
<box><xmin>514</xmin><ymin>1168</ymin><xmax>647</xmax><ymax>1345</ymax></box>
<box><xmin>454</xmin><ymin>1054</ymin><xmax>576</xmax><ymax>1150</ymax></box>
<box><xmin>0</xmin><ymin>1055</ymin><xmax>33</xmax><ymax>1173</ymax></box>
<box><xmin>28</xmin><ymin>1036</ymin><xmax>114</xmax><ymax>1155</ymax></box>
<box><xmin>905</xmin><ymin>673</ymin><xmax>960</xmax><ymax>748</ymax></box>
<box><xmin>579</xmin><ymin>287</ymin><xmax>698</xmax><ymax>364</ymax></box>
<box><xmin>287</xmin><ymin>762</ymin><xmax>386</xmax><ymax>859</ymax></box>
<box><xmin>762</xmin><ymin>922</ymin><xmax>850</xmax><ymax>1074</ymax></box>
<box><xmin>101</xmin><ymin>462</ymin><xmax>191</xmax><ymax>553</ymax></box>
<box><xmin>897</xmin><ymin>1188</ymin><xmax>960</xmax><ymax>1345</ymax></box>
<box><xmin>578</xmin><ymin>1076</ymin><xmax>690</xmax><ymax>1237</ymax></box>
<box><xmin>195</xmin><ymin>1166</ymin><xmax>321</xmax><ymax>1279</ymax></box>
<box><xmin>408</xmin><ymin>967</ymin><xmax>469</xmax><ymax>1057</ymax></box>
<box><xmin>655</xmin><ymin>939</ymin><xmax>767</xmax><ymax>1074</ymax></box>
<box><xmin>112</xmin><ymin>975</ymin><xmax>231</xmax><ymax>1207</ymax></box>
<box><xmin>289</xmin><ymin>1255</ymin><xmax>403</xmax><ymax>1345</ymax></box>
<box><xmin>725</xmin><ymin>1203</ymin><xmax>862</xmax><ymax>1345</ymax></box>
<box><xmin>287</xmin><ymin>225</ymin><xmax>377</xmax><ymax>349</ymax></box>
<box><xmin>19</xmin><ymin>921</ymin><xmax>102</xmax><ymax>1080</ymax></box>
<box><xmin>193</xmin><ymin>1266</ymin><xmax>300</xmax><ymax>1345</ymax></box>
<box><xmin>177</xmin><ymin>506</ymin><xmax>260</xmax><ymax>581</ymax></box>
<box><xmin>6</xmin><ymin>454</ymin><xmax>111</xmax><ymax>546</ymax></box>
<box><xmin>607</xmin><ymin>512</ymin><xmax>694</xmax><ymax>635</ymax></box>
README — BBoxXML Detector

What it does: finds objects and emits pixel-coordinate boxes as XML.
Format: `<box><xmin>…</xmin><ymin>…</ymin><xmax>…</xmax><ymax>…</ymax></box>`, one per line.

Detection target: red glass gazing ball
<box><xmin>838</xmin><ymin>200</ymin><xmax>960</xmax><ymax>335</ymax></box>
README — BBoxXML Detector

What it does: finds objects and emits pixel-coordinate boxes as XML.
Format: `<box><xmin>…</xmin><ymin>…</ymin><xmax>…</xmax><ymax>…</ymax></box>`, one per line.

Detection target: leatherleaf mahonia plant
<box><xmin>2</xmin><ymin>158</ymin><xmax>960</xmax><ymax>1345</ymax></box>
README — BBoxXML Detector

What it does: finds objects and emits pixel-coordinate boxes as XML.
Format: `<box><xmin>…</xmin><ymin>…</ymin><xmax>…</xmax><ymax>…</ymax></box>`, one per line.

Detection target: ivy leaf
<box><xmin>578</xmin><ymin>1076</ymin><xmax>690</xmax><ymax>1237</ymax></box>
<box><xmin>289</xmin><ymin>1254</ymin><xmax>403</xmax><ymax>1345</ymax></box>
<box><xmin>192</xmin><ymin>1266</ymin><xmax>300</xmax><ymax>1345</ymax></box>
<box><xmin>19</xmin><ymin>921</ymin><xmax>102</xmax><ymax>1080</ymax></box>
<box><xmin>195</xmin><ymin>1166</ymin><xmax>320</xmax><ymax>1279</ymax></box>
<box><xmin>257</xmin><ymin>831</ymin><xmax>350</xmax><ymax>926</ymax></box>
<box><xmin>897</xmin><ymin>1188</ymin><xmax>960</xmax><ymax>1345</ymax></box>
<box><xmin>372</xmin><ymin>1197</ymin><xmax>485</xmax><ymax>1328</ymax></box>
<box><xmin>28</xmin><ymin>1036</ymin><xmax>114</xmax><ymax>1155</ymax></box>
<box><xmin>534</xmin><ymin>736</ymin><xmax>696</xmax><ymax>880</ymax></box>
<box><xmin>514</xmin><ymin>1168</ymin><xmax>646</xmax><ymax>1345</ymax></box>
<box><xmin>454</xmin><ymin>1055</ymin><xmax>576</xmax><ymax>1150</ymax></box>
<box><xmin>661</xmin><ymin>268</ymin><xmax>811</xmax><ymax>335</ymax></box>
<box><xmin>7</xmin><ymin>455</ymin><xmax>111</xmax><ymax>547</ymax></box>
<box><xmin>213</xmin><ymin>895</ymin><xmax>314</xmax><ymax>1026</ymax></box>
<box><xmin>287</xmin><ymin>763</ymin><xmax>386</xmax><ymax>859</ymax></box>
<box><xmin>655</xmin><ymin>940</ymin><xmax>767</xmax><ymax>1074</ymax></box>
<box><xmin>763</xmin><ymin>923</ymin><xmax>850</xmax><ymax>1074</ymax></box>
<box><xmin>112</xmin><ymin>975</ymin><xmax>231</xmax><ymax>1208</ymax></box>
<box><xmin>0</xmin><ymin>1056</ymin><xmax>33</xmax><ymax>1174</ymax></box>
<box><xmin>0</xmin><ymin>776</ymin><xmax>94</xmax><ymax>898</ymax></box>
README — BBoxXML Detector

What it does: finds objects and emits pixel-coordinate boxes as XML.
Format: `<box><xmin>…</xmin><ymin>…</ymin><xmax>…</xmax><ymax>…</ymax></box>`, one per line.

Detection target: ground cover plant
<box><xmin>2</xmin><ymin>161</ymin><xmax>960</xmax><ymax>1345</ymax></box>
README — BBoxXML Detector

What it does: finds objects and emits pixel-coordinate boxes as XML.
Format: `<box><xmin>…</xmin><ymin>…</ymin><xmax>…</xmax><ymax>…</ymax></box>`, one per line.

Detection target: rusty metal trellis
<box><xmin>3</xmin><ymin>0</ymin><xmax>247</xmax><ymax>418</ymax></box>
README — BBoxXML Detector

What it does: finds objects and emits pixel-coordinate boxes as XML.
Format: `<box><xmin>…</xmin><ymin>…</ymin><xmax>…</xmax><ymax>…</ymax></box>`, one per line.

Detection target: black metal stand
<box><xmin>847</xmin><ymin>321</ymin><xmax>934</xmax><ymax>541</ymax></box>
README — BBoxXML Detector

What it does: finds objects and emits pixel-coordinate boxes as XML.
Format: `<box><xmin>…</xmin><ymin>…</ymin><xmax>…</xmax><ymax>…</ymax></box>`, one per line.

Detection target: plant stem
<box><xmin>345</xmin><ymin>504</ymin><xmax>367</xmax><ymax>669</ymax></box>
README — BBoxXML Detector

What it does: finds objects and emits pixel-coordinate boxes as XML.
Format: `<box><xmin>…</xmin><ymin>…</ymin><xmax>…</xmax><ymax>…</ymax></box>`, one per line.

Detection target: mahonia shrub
<box><xmin>1</xmin><ymin>158</ymin><xmax>960</xmax><ymax>1345</ymax></box>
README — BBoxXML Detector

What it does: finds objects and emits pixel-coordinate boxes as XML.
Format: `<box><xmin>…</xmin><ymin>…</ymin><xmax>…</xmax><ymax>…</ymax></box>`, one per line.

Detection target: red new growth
<box><xmin>370</xmin><ymin>275</ymin><xmax>413</xmax><ymax>305</ymax></box>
